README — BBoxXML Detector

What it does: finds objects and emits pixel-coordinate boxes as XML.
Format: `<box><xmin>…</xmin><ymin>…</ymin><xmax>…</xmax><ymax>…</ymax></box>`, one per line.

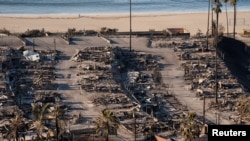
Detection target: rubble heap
<box><xmin>170</xmin><ymin>37</ymin><xmax>247</xmax><ymax>123</ymax></box>
<box><xmin>72</xmin><ymin>46</ymin><xmax>121</xmax><ymax>93</ymax></box>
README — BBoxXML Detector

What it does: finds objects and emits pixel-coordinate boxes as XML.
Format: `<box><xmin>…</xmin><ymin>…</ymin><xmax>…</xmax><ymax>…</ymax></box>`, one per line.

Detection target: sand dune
<box><xmin>0</xmin><ymin>11</ymin><xmax>249</xmax><ymax>35</ymax></box>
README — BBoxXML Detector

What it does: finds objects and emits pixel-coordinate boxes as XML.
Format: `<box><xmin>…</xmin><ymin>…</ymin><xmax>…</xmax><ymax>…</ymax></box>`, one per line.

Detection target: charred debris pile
<box><xmin>0</xmin><ymin>46</ymin><xmax>69</xmax><ymax>139</ymax></box>
<box><xmin>71</xmin><ymin>46</ymin><xmax>188</xmax><ymax>138</ymax></box>
<box><xmin>72</xmin><ymin>46</ymin><xmax>120</xmax><ymax>93</ymax></box>
<box><xmin>167</xmin><ymin>37</ymin><xmax>248</xmax><ymax>123</ymax></box>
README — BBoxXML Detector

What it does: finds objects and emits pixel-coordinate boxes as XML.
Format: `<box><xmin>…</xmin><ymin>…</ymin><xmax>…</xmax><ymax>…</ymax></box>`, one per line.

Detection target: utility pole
<box><xmin>129</xmin><ymin>0</ymin><xmax>132</xmax><ymax>52</ymax></box>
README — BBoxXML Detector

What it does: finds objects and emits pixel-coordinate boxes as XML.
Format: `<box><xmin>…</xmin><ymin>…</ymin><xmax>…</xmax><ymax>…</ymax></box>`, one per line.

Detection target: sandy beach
<box><xmin>0</xmin><ymin>11</ymin><xmax>249</xmax><ymax>35</ymax></box>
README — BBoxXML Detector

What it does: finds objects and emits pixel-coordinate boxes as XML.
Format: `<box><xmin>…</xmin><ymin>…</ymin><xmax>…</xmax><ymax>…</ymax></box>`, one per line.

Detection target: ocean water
<box><xmin>0</xmin><ymin>0</ymin><xmax>249</xmax><ymax>15</ymax></box>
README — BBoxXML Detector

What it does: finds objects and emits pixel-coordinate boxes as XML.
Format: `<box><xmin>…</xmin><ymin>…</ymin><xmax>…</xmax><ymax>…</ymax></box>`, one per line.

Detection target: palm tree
<box><xmin>213</xmin><ymin>0</ymin><xmax>222</xmax><ymax>34</ymax></box>
<box><xmin>211</xmin><ymin>0</ymin><xmax>222</xmax><ymax>37</ymax></box>
<box><xmin>206</xmin><ymin>0</ymin><xmax>211</xmax><ymax>50</ymax></box>
<box><xmin>31</xmin><ymin>103</ymin><xmax>50</xmax><ymax>139</ymax></box>
<box><xmin>230</xmin><ymin>0</ymin><xmax>238</xmax><ymax>38</ymax></box>
<box><xmin>31</xmin><ymin>129</ymin><xmax>54</xmax><ymax>141</ymax></box>
<box><xmin>211</xmin><ymin>2</ymin><xmax>215</xmax><ymax>37</ymax></box>
<box><xmin>94</xmin><ymin>109</ymin><xmax>120</xmax><ymax>141</ymax></box>
<box><xmin>213</xmin><ymin>0</ymin><xmax>222</xmax><ymax>105</ymax></box>
<box><xmin>4</xmin><ymin>115</ymin><xmax>26</xmax><ymax>141</ymax></box>
<box><xmin>129</xmin><ymin>0</ymin><xmax>132</xmax><ymax>52</ymax></box>
<box><xmin>179</xmin><ymin>112</ymin><xmax>200</xmax><ymax>141</ymax></box>
<box><xmin>48</xmin><ymin>104</ymin><xmax>66</xmax><ymax>141</ymax></box>
<box><xmin>32</xmin><ymin>103</ymin><xmax>50</xmax><ymax>123</ymax></box>
<box><xmin>145</xmin><ymin>122</ymin><xmax>158</xmax><ymax>141</ymax></box>
<box><xmin>222</xmin><ymin>0</ymin><xmax>229</xmax><ymax>36</ymax></box>
<box><xmin>236</xmin><ymin>96</ymin><xmax>250</xmax><ymax>124</ymax></box>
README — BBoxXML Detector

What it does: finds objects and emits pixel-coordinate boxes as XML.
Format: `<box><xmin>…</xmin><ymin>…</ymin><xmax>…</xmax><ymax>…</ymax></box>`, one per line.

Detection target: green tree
<box><xmin>179</xmin><ymin>112</ymin><xmax>200</xmax><ymax>141</ymax></box>
<box><xmin>222</xmin><ymin>0</ymin><xmax>229</xmax><ymax>36</ymax></box>
<box><xmin>230</xmin><ymin>0</ymin><xmax>238</xmax><ymax>38</ymax></box>
<box><xmin>94</xmin><ymin>109</ymin><xmax>120</xmax><ymax>141</ymax></box>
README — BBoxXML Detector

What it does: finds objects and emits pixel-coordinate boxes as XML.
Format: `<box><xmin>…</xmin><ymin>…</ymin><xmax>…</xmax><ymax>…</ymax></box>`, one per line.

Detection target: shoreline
<box><xmin>0</xmin><ymin>8</ymin><xmax>250</xmax><ymax>15</ymax></box>
<box><xmin>1</xmin><ymin>10</ymin><xmax>250</xmax><ymax>18</ymax></box>
<box><xmin>0</xmin><ymin>11</ymin><xmax>249</xmax><ymax>35</ymax></box>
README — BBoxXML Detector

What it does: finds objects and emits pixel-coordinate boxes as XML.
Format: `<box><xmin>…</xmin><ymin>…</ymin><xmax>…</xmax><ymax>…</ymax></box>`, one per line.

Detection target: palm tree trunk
<box><xmin>240</xmin><ymin>111</ymin><xmax>243</xmax><ymax>125</ymax></box>
<box><xmin>106</xmin><ymin>122</ymin><xmax>109</xmax><ymax>141</ymax></box>
<box><xmin>206</xmin><ymin>0</ymin><xmax>211</xmax><ymax>50</ymax></box>
<box><xmin>56</xmin><ymin>117</ymin><xmax>59</xmax><ymax>141</ymax></box>
<box><xmin>129</xmin><ymin>0</ymin><xmax>132</xmax><ymax>52</ymax></box>
<box><xmin>215</xmin><ymin>3</ymin><xmax>219</xmax><ymax>105</ymax></box>
<box><xmin>211</xmin><ymin>3</ymin><xmax>214</xmax><ymax>37</ymax></box>
<box><xmin>15</xmin><ymin>131</ymin><xmax>19</xmax><ymax>141</ymax></box>
<box><xmin>233</xmin><ymin>4</ymin><xmax>236</xmax><ymax>38</ymax></box>
<box><xmin>106</xmin><ymin>135</ymin><xmax>109</xmax><ymax>141</ymax></box>
<box><xmin>216</xmin><ymin>13</ymin><xmax>219</xmax><ymax>34</ymax></box>
<box><xmin>225</xmin><ymin>3</ymin><xmax>229</xmax><ymax>36</ymax></box>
